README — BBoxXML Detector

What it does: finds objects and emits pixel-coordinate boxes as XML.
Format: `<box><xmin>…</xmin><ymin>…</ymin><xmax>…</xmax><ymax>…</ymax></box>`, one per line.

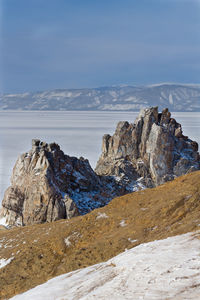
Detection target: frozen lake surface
<box><xmin>0</xmin><ymin>111</ymin><xmax>200</xmax><ymax>203</ymax></box>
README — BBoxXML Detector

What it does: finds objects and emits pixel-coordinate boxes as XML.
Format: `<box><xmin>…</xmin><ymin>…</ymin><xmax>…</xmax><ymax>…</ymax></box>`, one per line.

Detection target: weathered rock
<box><xmin>95</xmin><ymin>107</ymin><xmax>200</xmax><ymax>187</ymax></box>
<box><xmin>0</xmin><ymin>140</ymin><xmax>116</xmax><ymax>227</ymax></box>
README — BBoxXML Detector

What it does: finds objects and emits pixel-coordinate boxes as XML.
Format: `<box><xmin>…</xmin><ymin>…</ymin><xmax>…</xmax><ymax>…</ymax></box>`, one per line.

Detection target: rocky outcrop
<box><xmin>95</xmin><ymin>107</ymin><xmax>200</xmax><ymax>187</ymax></box>
<box><xmin>1</xmin><ymin>107</ymin><xmax>199</xmax><ymax>227</ymax></box>
<box><xmin>0</xmin><ymin>140</ymin><xmax>117</xmax><ymax>226</ymax></box>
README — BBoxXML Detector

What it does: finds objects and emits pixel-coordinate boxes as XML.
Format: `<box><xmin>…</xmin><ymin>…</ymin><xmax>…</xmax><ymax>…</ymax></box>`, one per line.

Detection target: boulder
<box><xmin>0</xmin><ymin>140</ymin><xmax>115</xmax><ymax>226</ymax></box>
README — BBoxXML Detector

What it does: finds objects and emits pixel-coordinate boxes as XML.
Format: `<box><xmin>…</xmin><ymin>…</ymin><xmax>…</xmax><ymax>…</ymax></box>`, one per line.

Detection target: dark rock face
<box><xmin>95</xmin><ymin>107</ymin><xmax>200</xmax><ymax>187</ymax></box>
<box><xmin>1</xmin><ymin>107</ymin><xmax>199</xmax><ymax>227</ymax></box>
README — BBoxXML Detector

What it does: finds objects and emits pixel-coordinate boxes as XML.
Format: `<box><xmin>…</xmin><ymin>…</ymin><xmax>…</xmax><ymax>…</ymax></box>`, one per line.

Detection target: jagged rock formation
<box><xmin>0</xmin><ymin>140</ymin><xmax>116</xmax><ymax>226</ymax></box>
<box><xmin>1</xmin><ymin>107</ymin><xmax>199</xmax><ymax>227</ymax></box>
<box><xmin>95</xmin><ymin>107</ymin><xmax>200</xmax><ymax>187</ymax></box>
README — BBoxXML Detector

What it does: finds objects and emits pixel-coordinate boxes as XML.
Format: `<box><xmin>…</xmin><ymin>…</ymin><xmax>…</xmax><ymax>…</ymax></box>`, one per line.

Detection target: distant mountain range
<box><xmin>1</xmin><ymin>83</ymin><xmax>200</xmax><ymax>111</ymax></box>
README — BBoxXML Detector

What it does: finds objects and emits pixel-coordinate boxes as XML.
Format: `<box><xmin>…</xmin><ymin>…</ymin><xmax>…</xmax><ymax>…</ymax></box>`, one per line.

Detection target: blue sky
<box><xmin>0</xmin><ymin>0</ymin><xmax>200</xmax><ymax>93</ymax></box>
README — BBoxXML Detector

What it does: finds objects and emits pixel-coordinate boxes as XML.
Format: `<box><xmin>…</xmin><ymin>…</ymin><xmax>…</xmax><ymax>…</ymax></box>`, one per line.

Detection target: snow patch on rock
<box><xmin>0</xmin><ymin>217</ymin><xmax>8</xmax><ymax>227</ymax></box>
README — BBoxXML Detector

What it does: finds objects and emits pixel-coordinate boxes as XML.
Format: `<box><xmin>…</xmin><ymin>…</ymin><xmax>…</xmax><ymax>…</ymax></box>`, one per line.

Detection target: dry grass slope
<box><xmin>0</xmin><ymin>170</ymin><xmax>200</xmax><ymax>299</ymax></box>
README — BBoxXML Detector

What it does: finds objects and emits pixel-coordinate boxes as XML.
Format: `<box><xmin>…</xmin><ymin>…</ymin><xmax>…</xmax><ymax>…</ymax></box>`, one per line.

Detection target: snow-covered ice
<box><xmin>11</xmin><ymin>231</ymin><xmax>200</xmax><ymax>300</ymax></box>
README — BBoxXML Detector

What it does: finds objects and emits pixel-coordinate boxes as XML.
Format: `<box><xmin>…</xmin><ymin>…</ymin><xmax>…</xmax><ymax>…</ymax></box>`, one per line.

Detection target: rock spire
<box><xmin>95</xmin><ymin>107</ymin><xmax>199</xmax><ymax>186</ymax></box>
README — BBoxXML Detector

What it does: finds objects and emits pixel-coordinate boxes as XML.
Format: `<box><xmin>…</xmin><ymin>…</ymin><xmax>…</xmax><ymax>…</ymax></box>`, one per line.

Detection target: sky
<box><xmin>0</xmin><ymin>0</ymin><xmax>200</xmax><ymax>93</ymax></box>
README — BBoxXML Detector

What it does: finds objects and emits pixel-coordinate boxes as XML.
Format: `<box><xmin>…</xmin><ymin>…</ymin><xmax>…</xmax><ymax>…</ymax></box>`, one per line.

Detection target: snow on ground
<box><xmin>0</xmin><ymin>257</ymin><xmax>14</xmax><ymax>269</ymax></box>
<box><xmin>128</xmin><ymin>237</ymin><xmax>138</xmax><ymax>243</ymax></box>
<box><xmin>64</xmin><ymin>232</ymin><xmax>81</xmax><ymax>248</ymax></box>
<box><xmin>64</xmin><ymin>236</ymin><xmax>72</xmax><ymax>247</ymax></box>
<box><xmin>119</xmin><ymin>219</ymin><xmax>127</xmax><ymax>227</ymax></box>
<box><xmin>11</xmin><ymin>231</ymin><xmax>200</xmax><ymax>300</ymax></box>
<box><xmin>96</xmin><ymin>212</ymin><xmax>108</xmax><ymax>219</ymax></box>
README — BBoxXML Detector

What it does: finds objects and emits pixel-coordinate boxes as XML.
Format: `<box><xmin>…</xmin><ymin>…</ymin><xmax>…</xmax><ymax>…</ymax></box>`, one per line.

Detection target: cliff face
<box><xmin>1</xmin><ymin>107</ymin><xmax>199</xmax><ymax>227</ymax></box>
<box><xmin>95</xmin><ymin>107</ymin><xmax>200</xmax><ymax>187</ymax></box>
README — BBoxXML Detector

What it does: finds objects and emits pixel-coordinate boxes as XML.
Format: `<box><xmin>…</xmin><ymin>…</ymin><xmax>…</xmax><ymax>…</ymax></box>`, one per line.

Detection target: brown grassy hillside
<box><xmin>1</xmin><ymin>170</ymin><xmax>200</xmax><ymax>299</ymax></box>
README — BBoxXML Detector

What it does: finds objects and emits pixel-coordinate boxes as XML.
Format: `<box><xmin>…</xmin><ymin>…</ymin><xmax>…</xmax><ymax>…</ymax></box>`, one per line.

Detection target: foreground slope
<box><xmin>0</xmin><ymin>171</ymin><xmax>200</xmax><ymax>298</ymax></box>
<box><xmin>11</xmin><ymin>231</ymin><xmax>200</xmax><ymax>300</ymax></box>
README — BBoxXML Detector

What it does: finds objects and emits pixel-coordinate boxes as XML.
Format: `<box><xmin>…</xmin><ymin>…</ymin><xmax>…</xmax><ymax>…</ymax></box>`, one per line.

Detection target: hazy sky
<box><xmin>0</xmin><ymin>0</ymin><xmax>200</xmax><ymax>93</ymax></box>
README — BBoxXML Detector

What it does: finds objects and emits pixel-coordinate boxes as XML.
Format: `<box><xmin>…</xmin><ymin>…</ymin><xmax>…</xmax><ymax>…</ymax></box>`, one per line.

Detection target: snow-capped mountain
<box><xmin>1</xmin><ymin>83</ymin><xmax>200</xmax><ymax>111</ymax></box>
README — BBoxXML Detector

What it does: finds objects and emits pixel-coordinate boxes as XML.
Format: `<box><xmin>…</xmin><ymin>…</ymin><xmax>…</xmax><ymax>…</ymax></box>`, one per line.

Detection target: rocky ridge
<box><xmin>0</xmin><ymin>107</ymin><xmax>199</xmax><ymax>227</ymax></box>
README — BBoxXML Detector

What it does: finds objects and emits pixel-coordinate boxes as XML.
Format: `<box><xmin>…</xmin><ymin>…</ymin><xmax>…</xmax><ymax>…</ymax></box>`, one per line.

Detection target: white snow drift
<box><xmin>11</xmin><ymin>231</ymin><xmax>200</xmax><ymax>300</ymax></box>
